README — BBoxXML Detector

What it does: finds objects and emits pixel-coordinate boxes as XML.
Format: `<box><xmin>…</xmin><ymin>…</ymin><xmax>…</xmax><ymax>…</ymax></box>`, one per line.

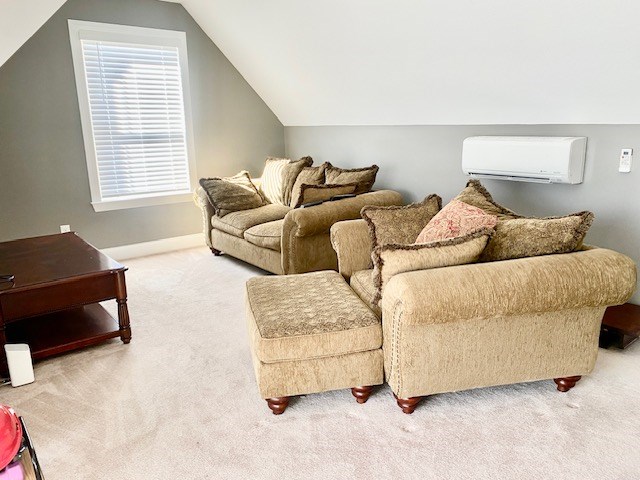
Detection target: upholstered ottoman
<box><xmin>245</xmin><ymin>270</ymin><xmax>383</xmax><ymax>414</ymax></box>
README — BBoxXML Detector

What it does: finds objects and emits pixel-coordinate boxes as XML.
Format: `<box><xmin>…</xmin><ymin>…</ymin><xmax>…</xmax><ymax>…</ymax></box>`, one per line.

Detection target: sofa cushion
<box><xmin>211</xmin><ymin>204</ymin><xmax>291</xmax><ymax>238</ymax></box>
<box><xmin>199</xmin><ymin>171</ymin><xmax>264</xmax><ymax>216</ymax></box>
<box><xmin>480</xmin><ymin>212</ymin><xmax>594</xmax><ymax>262</ymax></box>
<box><xmin>372</xmin><ymin>229</ymin><xmax>493</xmax><ymax>304</ymax></box>
<box><xmin>243</xmin><ymin>220</ymin><xmax>283</xmax><ymax>251</ymax></box>
<box><xmin>325</xmin><ymin>164</ymin><xmax>379</xmax><ymax>194</ymax></box>
<box><xmin>290</xmin><ymin>163</ymin><xmax>328</xmax><ymax>208</ymax></box>
<box><xmin>260</xmin><ymin>156</ymin><xmax>313</xmax><ymax>205</ymax></box>
<box><xmin>281</xmin><ymin>156</ymin><xmax>314</xmax><ymax>206</ymax></box>
<box><xmin>361</xmin><ymin>194</ymin><xmax>442</xmax><ymax>250</ymax></box>
<box><xmin>350</xmin><ymin>269</ymin><xmax>381</xmax><ymax>318</ymax></box>
<box><xmin>246</xmin><ymin>271</ymin><xmax>381</xmax><ymax>363</ymax></box>
<box><xmin>416</xmin><ymin>199</ymin><xmax>498</xmax><ymax>243</ymax></box>
<box><xmin>294</xmin><ymin>183</ymin><xmax>358</xmax><ymax>208</ymax></box>
<box><xmin>260</xmin><ymin>157</ymin><xmax>290</xmax><ymax>205</ymax></box>
<box><xmin>454</xmin><ymin>180</ymin><xmax>594</xmax><ymax>262</ymax></box>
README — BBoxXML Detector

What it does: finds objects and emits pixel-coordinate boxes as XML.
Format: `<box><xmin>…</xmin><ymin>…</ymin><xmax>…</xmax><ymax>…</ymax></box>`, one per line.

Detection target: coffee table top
<box><xmin>0</xmin><ymin>233</ymin><xmax>124</xmax><ymax>292</ymax></box>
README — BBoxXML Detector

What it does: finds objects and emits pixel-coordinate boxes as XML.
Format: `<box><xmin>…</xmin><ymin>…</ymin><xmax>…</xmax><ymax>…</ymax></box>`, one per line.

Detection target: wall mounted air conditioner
<box><xmin>462</xmin><ymin>136</ymin><xmax>587</xmax><ymax>184</ymax></box>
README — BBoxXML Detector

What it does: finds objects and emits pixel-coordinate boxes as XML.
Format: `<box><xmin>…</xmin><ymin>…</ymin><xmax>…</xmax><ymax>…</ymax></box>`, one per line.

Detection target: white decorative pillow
<box><xmin>260</xmin><ymin>157</ymin><xmax>290</xmax><ymax>205</ymax></box>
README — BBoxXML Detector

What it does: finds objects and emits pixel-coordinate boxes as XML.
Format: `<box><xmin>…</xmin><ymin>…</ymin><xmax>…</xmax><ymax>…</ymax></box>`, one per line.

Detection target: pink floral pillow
<box><xmin>415</xmin><ymin>199</ymin><xmax>497</xmax><ymax>243</ymax></box>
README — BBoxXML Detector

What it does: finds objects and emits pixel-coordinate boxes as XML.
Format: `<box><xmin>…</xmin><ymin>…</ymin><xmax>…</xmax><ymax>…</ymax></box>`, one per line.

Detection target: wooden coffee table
<box><xmin>0</xmin><ymin>233</ymin><xmax>131</xmax><ymax>376</ymax></box>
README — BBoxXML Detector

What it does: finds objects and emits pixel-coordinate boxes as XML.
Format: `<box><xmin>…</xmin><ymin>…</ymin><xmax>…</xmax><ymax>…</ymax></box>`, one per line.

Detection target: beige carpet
<box><xmin>1</xmin><ymin>247</ymin><xmax>639</xmax><ymax>479</ymax></box>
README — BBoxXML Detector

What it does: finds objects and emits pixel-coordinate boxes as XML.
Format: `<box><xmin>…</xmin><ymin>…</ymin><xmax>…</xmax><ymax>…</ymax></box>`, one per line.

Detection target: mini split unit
<box><xmin>462</xmin><ymin>136</ymin><xmax>587</xmax><ymax>184</ymax></box>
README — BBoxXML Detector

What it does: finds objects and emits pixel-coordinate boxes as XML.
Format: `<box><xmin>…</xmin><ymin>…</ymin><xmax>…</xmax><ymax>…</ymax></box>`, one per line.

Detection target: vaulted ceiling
<box><xmin>0</xmin><ymin>0</ymin><xmax>67</xmax><ymax>68</ymax></box>
<box><xmin>3</xmin><ymin>0</ymin><xmax>640</xmax><ymax>126</ymax></box>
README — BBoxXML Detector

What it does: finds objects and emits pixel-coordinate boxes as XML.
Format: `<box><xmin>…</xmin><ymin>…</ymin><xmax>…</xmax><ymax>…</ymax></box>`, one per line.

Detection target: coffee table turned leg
<box><xmin>554</xmin><ymin>376</ymin><xmax>582</xmax><ymax>392</ymax></box>
<box><xmin>266</xmin><ymin>397</ymin><xmax>290</xmax><ymax>415</ymax></box>
<box><xmin>116</xmin><ymin>271</ymin><xmax>132</xmax><ymax>344</ymax></box>
<box><xmin>351</xmin><ymin>386</ymin><xmax>374</xmax><ymax>404</ymax></box>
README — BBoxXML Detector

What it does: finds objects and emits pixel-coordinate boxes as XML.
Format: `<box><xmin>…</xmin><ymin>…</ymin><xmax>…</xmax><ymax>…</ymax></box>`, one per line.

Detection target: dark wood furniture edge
<box><xmin>0</xmin><ymin>269</ymin><xmax>126</xmax><ymax>295</ymax></box>
<box><xmin>116</xmin><ymin>271</ymin><xmax>132</xmax><ymax>344</ymax></box>
<box><xmin>0</xmin><ymin>321</ymin><xmax>7</xmax><ymax>376</ymax></box>
<box><xmin>600</xmin><ymin>303</ymin><xmax>640</xmax><ymax>349</ymax></box>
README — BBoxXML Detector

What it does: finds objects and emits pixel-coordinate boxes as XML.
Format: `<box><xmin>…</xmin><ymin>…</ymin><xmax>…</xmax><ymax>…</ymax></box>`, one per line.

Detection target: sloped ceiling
<box><xmin>0</xmin><ymin>0</ymin><xmax>67</xmax><ymax>67</ymax></box>
<box><xmin>178</xmin><ymin>0</ymin><xmax>640</xmax><ymax>126</ymax></box>
<box><xmin>3</xmin><ymin>0</ymin><xmax>640</xmax><ymax>126</ymax></box>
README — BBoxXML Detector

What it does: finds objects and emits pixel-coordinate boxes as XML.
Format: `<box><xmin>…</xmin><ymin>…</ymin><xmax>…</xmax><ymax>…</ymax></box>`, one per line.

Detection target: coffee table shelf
<box><xmin>6</xmin><ymin>304</ymin><xmax>120</xmax><ymax>359</ymax></box>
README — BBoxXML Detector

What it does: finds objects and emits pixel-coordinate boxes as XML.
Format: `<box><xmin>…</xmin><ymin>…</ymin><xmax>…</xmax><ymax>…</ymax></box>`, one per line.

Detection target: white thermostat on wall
<box><xmin>619</xmin><ymin>148</ymin><xmax>633</xmax><ymax>173</ymax></box>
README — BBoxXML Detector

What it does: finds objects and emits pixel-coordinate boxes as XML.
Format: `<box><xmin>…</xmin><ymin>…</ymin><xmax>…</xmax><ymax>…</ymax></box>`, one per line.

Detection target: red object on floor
<box><xmin>0</xmin><ymin>406</ymin><xmax>22</xmax><ymax>470</ymax></box>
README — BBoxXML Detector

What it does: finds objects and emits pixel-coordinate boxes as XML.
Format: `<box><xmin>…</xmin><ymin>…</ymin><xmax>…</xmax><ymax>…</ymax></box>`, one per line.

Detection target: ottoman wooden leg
<box><xmin>554</xmin><ymin>376</ymin><xmax>582</xmax><ymax>392</ymax></box>
<box><xmin>394</xmin><ymin>394</ymin><xmax>423</xmax><ymax>414</ymax></box>
<box><xmin>351</xmin><ymin>386</ymin><xmax>374</xmax><ymax>404</ymax></box>
<box><xmin>266</xmin><ymin>397</ymin><xmax>290</xmax><ymax>415</ymax></box>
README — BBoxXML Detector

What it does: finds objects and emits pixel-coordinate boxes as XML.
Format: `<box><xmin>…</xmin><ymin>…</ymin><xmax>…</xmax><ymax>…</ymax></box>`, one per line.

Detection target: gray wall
<box><xmin>286</xmin><ymin>125</ymin><xmax>640</xmax><ymax>304</ymax></box>
<box><xmin>0</xmin><ymin>0</ymin><xmax>284</xmax><ymax>248</ymax></box>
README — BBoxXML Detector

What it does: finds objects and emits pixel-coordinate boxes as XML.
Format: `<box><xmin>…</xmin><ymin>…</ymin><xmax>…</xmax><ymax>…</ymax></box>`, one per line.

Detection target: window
<box><xmin>68</xmin><ymin>20</ymin><xmax>196</xmax><ymax>212</ymax></box>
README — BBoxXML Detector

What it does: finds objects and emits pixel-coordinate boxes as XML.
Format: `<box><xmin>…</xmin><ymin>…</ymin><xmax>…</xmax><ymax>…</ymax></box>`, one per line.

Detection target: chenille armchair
<box><xmin>330</xmin><ymin>219</ymin><xmax>637</xmax><ymax>413</ymax></box>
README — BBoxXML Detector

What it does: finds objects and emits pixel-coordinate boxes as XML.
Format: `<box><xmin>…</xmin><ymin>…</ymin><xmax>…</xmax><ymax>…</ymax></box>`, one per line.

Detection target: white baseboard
<box><xmin>101</xmin><ymin>233</ymin><xmax>204</xmax><ymax>261</ymax></box>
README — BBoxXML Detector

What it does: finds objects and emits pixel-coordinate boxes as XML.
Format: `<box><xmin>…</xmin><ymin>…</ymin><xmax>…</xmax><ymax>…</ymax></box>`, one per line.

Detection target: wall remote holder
<box><xmin>619</xmin><ymin>148</ymin><xmax>633</xmax><ymax>173</ymax></box>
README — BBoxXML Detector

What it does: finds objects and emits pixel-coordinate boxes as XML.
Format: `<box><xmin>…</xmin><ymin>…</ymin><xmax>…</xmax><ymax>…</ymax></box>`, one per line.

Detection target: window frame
<box><xmin>68</xmin><ymin>20</ymin><xmax>197</xmax><ymax>212</ymax></box>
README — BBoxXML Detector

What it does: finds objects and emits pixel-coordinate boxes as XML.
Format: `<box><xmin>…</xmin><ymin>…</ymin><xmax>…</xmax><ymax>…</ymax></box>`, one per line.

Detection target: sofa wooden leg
<box><xmin>351</xmin><ymin>386</ymin><xmax>374</xmax><ymax>404</ymax></box>
<box><xmin>210</xmin><ymin>247</ymin><xmax>222</xmax><ymax>256</ymax></box>
<box><xmin>266</xmin><ymin>397</ymin><xmax>290</xmax><ymax>415</ymax></box>
<box><xmin>394</xmin><ymin>394</ymin><xmax>423</xmax><ymax>414</ymax></box>
<box><xmin>554</xmin><ymin>376</ymin><xmax>582</xmax><ymax>392</ymax></box>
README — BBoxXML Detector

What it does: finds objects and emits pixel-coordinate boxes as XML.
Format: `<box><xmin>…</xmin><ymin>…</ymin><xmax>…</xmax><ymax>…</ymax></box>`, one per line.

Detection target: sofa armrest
<box><xmin>194</xmin><ymin>187</ymin><xmax>214</xmax><ymax>248</ymax></box>
<box><xmin>283</xmin><ymin>190</ymin><xmax>403</xmax><ymax>238</ymax></box>
<box><xmin>280</xmin><ymin>190</ymin><xmax>403</xmax><ymax>275</ymax></box>
<box><xmin>382</xmin><ymin>247</ymin><xmax>637</xmax><ymax>325</ymax></box>
<box><xmin>330</xmin><ymin>219</ymin><xmax>372</xmax><ymax>280</ymax></box>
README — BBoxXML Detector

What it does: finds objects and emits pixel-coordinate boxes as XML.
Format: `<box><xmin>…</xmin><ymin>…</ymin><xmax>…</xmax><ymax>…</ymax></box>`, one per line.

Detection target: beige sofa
<box><xmin>331</xmin><ymin>219</ymin><xmax>637</xmax><ymax>413</ymax></box>
<box><xmin>196</xmin><ymin>187</ymin><xmax>403</xmax><ymax>275</ymax></box>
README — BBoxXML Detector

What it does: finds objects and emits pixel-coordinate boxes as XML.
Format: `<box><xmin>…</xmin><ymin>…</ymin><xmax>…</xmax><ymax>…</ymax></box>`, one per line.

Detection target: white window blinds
<box><xmin>69</xmin><ymin>21</ymin><xmax>196</xmax><ymax>211</ymax></box>
<box><xmin>81</xmin><ymin>39</ymin><xmax>191</xmax><ymax>199</ymax></box>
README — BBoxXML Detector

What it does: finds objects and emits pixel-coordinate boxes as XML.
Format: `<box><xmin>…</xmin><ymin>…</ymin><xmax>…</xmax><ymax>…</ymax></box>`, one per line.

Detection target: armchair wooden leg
<box><xmin>210</xmin><ymin>247</ymin><xmax>222</xmax><ymax>256</ymax></box>
<box><xmin>394</xmin><ymin>394</ymin><xmax>423</xmax><ymax>414</ymax></box>
<box><xmin>554</xmin><ymin>376</ymin><xmax>582</xmax><ymax>392</ymax></box>
<box><xmin>351</xmin><ymin>386</ymin><xmax>374</xmax><ymax>404</ymax></box>
<box><xmin>266</xmin><ymin>397</ymin><xmax>290</xmax><ymax>415</ymax></box>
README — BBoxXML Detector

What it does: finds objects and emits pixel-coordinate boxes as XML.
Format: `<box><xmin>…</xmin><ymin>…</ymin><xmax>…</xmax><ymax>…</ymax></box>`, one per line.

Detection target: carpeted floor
<box><xmin>1</xmin><ymin>247</ymin><xmax>638</xmax><ymax>479</ymax></box>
